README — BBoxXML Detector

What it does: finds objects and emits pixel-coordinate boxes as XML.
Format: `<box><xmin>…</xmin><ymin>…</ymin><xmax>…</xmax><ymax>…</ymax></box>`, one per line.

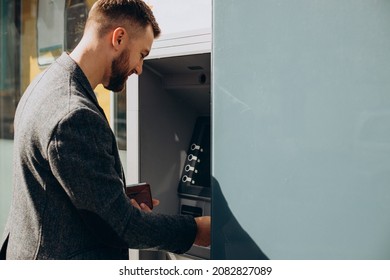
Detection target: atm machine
<box><xmin>126</xmin><ymin>30</ymin><xmax>211</xmax><ymax>259</ymax></box>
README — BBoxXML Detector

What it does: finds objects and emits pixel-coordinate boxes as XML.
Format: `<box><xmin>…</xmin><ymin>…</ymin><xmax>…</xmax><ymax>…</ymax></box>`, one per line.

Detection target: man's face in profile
<box><xmin>106</xmin><ymin>48</ymin><xmax>131</xmax><ymax>92</ymax></box>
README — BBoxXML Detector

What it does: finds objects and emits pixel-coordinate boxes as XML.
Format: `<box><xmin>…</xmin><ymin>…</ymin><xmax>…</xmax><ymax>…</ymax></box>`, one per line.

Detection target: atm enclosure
<box><xmin>126</xmin><ymin>30</ymin><xmax>211</xmax><ymax>259</ymax></box>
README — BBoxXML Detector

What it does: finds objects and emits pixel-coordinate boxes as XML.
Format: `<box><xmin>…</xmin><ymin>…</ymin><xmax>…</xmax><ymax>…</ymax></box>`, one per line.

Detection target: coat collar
<box><xmin>56</xmin><ymin>52</ymin><xmax>108</xmax><ymax>120</ymax></box>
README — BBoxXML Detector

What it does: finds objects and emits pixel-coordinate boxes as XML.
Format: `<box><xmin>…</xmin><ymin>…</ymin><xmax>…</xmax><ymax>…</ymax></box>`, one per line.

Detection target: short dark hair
<box><xmin>87</xmin><ymin>0</ymin><xmax>161</xmax><ymax>38</ymax></box>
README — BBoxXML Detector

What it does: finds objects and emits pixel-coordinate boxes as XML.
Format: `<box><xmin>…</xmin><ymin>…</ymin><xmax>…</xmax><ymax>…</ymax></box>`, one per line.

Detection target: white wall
<box><xmin>146</xmin><ymin>0</ymin><xmax>211</xmax><ymax>35</ymax></box>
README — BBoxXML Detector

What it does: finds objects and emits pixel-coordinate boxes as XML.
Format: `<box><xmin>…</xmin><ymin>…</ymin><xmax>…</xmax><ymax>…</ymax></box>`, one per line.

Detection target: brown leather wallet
<box><xmin>125</xmin><ymin>183</ymin><xmax>153</xmax><ymax>209</ymax></box>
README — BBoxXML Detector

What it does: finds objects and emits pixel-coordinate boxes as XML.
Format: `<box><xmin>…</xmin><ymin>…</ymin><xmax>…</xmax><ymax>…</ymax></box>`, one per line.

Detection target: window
<box><xmin>113</xmin><ymin>88</ymin><xmax>127</xmax><ymax>150</ymax></box>
<box><xmin>0</xmin><ymin>0</ymin><xmax>21</xmax><ymax>139</ymax></box>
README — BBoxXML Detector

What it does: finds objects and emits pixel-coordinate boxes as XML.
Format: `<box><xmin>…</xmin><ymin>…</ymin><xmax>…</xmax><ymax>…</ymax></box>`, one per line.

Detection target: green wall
<box><xmin>0</xmin><ymin>140</ymin><xmax>13</xmax><ymax>235</ymax></box>
<box><xmin>213</xmin><ymin>0</ymin><xmax>390</xmax><ymax>259</ymax></box>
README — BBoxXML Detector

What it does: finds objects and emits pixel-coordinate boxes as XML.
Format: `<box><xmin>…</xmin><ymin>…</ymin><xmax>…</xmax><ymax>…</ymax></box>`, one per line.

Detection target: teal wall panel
<box><xmin>212</xmin><ymin>0</ymin><xmax>390</xmax><ymax>259</ymax></box>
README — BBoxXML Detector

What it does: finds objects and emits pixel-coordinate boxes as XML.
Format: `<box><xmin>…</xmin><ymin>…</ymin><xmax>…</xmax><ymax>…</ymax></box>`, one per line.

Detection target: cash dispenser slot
<box><xmin>180</xmin><ymin>205</ymin><xmax>203</xmax><ymax>217</ymax></box>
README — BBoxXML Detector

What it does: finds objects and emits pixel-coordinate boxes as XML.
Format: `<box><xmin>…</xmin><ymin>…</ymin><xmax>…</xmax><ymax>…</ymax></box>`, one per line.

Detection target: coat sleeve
<box><xmin>47</xmin><ymin>107</ymin><xmax>197</xmax><ymax>254</ymax></box>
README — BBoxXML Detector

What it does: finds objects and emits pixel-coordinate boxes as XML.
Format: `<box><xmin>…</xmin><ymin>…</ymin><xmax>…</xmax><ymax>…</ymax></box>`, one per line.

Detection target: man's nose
<box><xmin>135</xmin><ymin>61</ymin><xmax>143</xmax><ymax>75</ymax></box>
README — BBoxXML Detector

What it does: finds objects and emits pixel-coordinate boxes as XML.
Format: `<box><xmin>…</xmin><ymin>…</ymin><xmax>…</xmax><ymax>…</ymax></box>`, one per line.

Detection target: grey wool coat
<box><xmin>0</xmin><ymin>53</ymin><xmax>197</xmax><ymax>259</ymax></box>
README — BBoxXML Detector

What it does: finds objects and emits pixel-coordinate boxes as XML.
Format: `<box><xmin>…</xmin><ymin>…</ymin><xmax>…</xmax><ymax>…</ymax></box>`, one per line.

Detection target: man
<box><xmin>0</xmin><ymin>0</ymin><xmax>210</xmax><ymax>260</ymax></box>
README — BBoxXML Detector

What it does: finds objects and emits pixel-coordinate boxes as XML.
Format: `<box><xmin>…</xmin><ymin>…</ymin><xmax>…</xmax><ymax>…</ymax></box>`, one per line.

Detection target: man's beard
<box><xmin>105</xmin><ymin>49</ymin><xmax>130</xmax><ymax>92</ymax></box>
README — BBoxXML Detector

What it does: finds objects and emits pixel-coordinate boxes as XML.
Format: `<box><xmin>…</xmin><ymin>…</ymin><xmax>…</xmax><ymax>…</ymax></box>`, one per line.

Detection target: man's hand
<box><xmin>131</xmin><ymin>198</ymin><xmax>160</xmax><ymax>213</ymax></box>
<box><xmin>194</xmin><ymin>216</ymin><xmax>211</xmax><ymax>247</ymax></box>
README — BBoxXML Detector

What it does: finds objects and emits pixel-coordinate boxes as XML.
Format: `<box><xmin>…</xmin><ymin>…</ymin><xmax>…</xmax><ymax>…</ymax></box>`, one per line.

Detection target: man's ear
<box><xmin>112</xmin><ymin>27</ymin><xmax>126</xmax><ymax>50</ymax></box>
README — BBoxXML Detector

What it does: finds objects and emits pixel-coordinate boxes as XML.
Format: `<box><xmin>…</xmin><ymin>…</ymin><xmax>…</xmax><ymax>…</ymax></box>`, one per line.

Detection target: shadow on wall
<box><xmin>211</xmin><ymin>177</ymin><xmax>269</xmax><ymax>260</ymax></box>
